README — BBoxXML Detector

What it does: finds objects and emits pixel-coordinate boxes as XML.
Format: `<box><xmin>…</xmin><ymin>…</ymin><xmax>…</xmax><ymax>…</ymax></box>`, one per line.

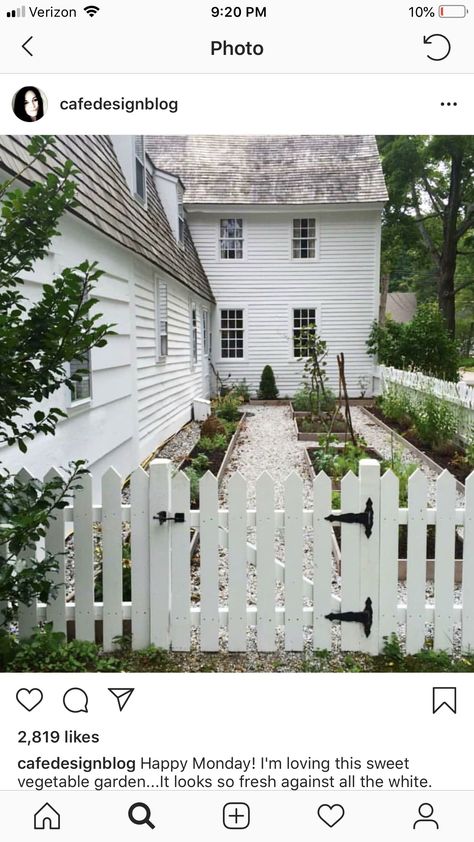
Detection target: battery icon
<box><xmin>439</xmin><ymin>5</ymin><xmax>468</xmax><ymax>15</ymax></box>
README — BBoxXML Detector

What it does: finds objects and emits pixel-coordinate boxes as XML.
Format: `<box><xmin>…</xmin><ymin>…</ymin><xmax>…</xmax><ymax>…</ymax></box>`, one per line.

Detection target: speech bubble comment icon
<box><xmin>63</xmin><ymin>687</ymin><xmax>89</xmax><ymax>713</ymax></box>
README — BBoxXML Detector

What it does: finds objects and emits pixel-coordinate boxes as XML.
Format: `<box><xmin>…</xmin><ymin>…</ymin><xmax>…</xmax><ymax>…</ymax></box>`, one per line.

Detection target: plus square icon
<box><xmin>223</xmin><ymin>802</ymin><xmax>250</xmax><ymax>830</ymax></box>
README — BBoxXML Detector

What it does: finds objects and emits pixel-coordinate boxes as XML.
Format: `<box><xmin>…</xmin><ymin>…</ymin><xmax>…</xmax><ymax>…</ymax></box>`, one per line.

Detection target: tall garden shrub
<box><xmin>367</xmin><ymin>303</ymin><xmax>460</xmax><ymax>381</ymax></box>
<box><xmin>258</xmin><ymin>365</ymin><xmax>279</xmax><ymax>400</ymax></box>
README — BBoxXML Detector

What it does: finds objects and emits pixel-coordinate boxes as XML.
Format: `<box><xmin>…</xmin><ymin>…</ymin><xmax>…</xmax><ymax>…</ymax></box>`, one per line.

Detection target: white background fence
<box><xmin>378</xmin><ymin>364</ymin><xmax>474</xmax><ymax>444</ymax></box>
<box><xmin>12</xmin><ymin>458</ymin><xmax>474</xmax><ymax>656</ymax></box>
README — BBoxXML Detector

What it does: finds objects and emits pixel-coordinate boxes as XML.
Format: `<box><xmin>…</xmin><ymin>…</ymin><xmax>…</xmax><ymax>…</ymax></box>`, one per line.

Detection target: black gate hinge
<box><xmin>325</xmin><ymin>597</ymin><xmax>373</xmax><ymax>637</ymax></box>
<box><xmin>153</xmin><ymin>511</ymin><xmax>185</xmax><ymax>525</ymax></box>
<box><xmin>325</xmin><ymin>497</ymin><xmax>374</xmax><ymax>538</ymax></box>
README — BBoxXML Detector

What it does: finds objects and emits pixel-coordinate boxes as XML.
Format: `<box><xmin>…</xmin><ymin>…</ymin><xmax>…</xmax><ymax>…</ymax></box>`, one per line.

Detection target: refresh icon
<box><xmin>423</xmin><ymin>33</ymin><xmax>451</xmax><ymax>61</ymax></box>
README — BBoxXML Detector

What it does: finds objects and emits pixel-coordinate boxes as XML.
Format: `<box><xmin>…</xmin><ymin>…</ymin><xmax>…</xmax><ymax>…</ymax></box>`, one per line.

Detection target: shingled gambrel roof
<box><xmin>146</xmin><ymin>135</ymin><xmax>388</xmax><ymax>206</ymax></box>
<box><xmin>0</xmin><ymin>135</ymin><xmax>214</xmax><ymax>302</ymax></box>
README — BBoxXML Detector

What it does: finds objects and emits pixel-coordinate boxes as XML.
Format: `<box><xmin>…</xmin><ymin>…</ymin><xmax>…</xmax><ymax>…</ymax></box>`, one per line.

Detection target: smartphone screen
<box><xmin>0</xmin><ymin>1</ymin><xmax>472</xmax><ymax>838</ymax></box>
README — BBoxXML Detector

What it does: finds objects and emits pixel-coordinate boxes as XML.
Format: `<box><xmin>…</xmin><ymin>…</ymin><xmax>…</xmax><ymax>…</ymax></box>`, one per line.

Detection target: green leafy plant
<box><xmin>3</xmin><ymin>624</ymin><xmax>121</xmax><ymax>672</ymax></box>
<box><xmin>198</xmin><ymin>434</ymin><xmax>227</xmax><ymax>453</ymax></box>
<box><xmin>214</xmin><ymin>394</ymin><xmax>242</xmax><ymax>422</ymax></box>
<box><xmin>0</xmin><ymin>137</ymin><xmax>113</xmax><ymax>625</ymax></box>
<box><xmin>367</xmin><ymin>304</ymin><xmax>460</xmax><ymax>381</ymax></box>
<box><xmin>258</xmin><ymin>365</ymin><xmax>279</xmax><ymax>400</ymax></box>
<box><xmin>411</xmin><ymin>392</ymin><xmax>457</xmax><ymax>449</ymax></box>
<box><xmin>378</xmin><ymin>384</ymin><xmax>413</xmax><ymax>427</ymax></box>
<box><xmin>231</xmin><ymin>379</ymin><xmax>251</xmax><ymax>402</ymax></box>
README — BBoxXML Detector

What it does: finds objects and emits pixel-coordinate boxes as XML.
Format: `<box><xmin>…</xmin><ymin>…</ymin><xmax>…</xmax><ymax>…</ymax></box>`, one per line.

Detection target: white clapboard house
<box><xmin>0</xmin><ymin>134</ymin><xmax>387</xmax><ymax>494</ymax></box>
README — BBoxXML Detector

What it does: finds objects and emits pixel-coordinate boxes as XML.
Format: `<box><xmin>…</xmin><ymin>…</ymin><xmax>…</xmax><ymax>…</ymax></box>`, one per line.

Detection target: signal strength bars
<box><xmin>6</xmin><ymin>6</ymin><xmax>26</xmax><ymax>16</ymax></box>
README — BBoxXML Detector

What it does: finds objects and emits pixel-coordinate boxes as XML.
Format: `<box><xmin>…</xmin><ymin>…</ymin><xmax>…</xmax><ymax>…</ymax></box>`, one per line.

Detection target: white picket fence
<box><xmin>9</xmin><ymin>459</ymin><xmax>474</xmax><ymax>655</ymax></box>
<box><xmin>379</xmin><ymin>364</ymin><xmax>474</xmax><ymax>443</ymax></box>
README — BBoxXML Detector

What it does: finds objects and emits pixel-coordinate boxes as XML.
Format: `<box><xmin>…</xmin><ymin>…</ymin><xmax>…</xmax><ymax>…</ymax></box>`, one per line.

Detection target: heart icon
<box><xmin>317</xmin><ymin>804</ymin><xmax>345</xmax><ymax>827</ymax></box>
<box><xmin>16</xmin><ymin>688</ymin><xmax>43</xmax><ymax>712</ymax></box>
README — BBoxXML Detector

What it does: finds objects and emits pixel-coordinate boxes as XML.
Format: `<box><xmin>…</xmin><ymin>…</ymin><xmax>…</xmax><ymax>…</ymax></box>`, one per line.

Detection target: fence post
<box><xmin>149</xmin><ymin>459</ymin><xmax>172</xmax><ymax>649</ymax></box>
<box><xmin>358</xmin><ymin>459</ymin><xmax>381</xmax><ymax>655</ymax></box>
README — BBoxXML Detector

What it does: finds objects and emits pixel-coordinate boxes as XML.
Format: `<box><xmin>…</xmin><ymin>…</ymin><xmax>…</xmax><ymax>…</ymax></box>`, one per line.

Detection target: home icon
<box><xmin>34</xmin><ymin>803</ymin><xmax>61</xmax><ymax>830</ymax></box>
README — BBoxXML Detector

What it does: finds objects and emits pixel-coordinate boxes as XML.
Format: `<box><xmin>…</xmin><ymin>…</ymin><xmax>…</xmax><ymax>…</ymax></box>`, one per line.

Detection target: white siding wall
<box><xmin>134</xmin><ymin>260</ymin><xmax>211</xmax><ymax>461</ymax></box>
<box><xmin>0</xmin><ymin>215</ymin><xmax>137</xmax><ymax>501</ymax></box>
<box><xmin>1</xmin><ymin>212</ymin><xmax>213</xmax><ymax>500</ymax></box>
<box><xmin>189</xmin><ymin>208</ymin><xmax>381</xmax><ymax>397</ymax></box>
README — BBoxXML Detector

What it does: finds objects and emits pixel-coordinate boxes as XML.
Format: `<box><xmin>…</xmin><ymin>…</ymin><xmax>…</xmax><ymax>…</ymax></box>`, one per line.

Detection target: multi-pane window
<box><xmin>220</xmin><ymin>309</ymin><xmax>244</xmax><ymax>359</ymax></box>
<box><xmin>156</xmin><ymin>281</ymin><xmax>168</xmax><ymax>358</ymax></box>
<box><xmin>292</xmin><ymin>218</ymin><xmax>316</xmax><ymax>259</ymax></box>
<box><xmin>202</xmin><ymin>309</ymin><xmax>209</xmax><ymax>357</ymax></box>
<box><xmin>192</xmin><ymin>305</ymin><xmax>198</xmax><ymax>364</ymax></box>
<box><xmin>220</xmin><ymin>218</ymin><xmax>243</xmax><ymax>259</ymax></box>
<box><xmin>134</xmin><ymin>136</ymin><xmax>146</xmax><ymax>201</ymax></box>
<box><xmin>70</xmin><ymin>354</ymin><xmax>91</xmax><ymax>402</ymax></box>
<box><xmin>293</xmin><ymin>308</ymin><xmax>317</xmax><ymax>357</ymax></box>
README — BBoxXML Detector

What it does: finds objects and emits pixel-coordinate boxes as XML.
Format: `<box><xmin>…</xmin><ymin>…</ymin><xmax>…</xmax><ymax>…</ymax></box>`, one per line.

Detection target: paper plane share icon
<box><xmin>108</xmin><ymin>688</ymin><xmax>135</xmax><ymax>711</ymax></box>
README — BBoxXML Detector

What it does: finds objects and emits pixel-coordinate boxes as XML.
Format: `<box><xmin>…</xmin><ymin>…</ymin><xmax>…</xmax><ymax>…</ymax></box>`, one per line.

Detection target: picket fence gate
<box><xmin>6</xmin><ymin>459</ymin><xmax>474</xmax><ymax>655</ymax></box>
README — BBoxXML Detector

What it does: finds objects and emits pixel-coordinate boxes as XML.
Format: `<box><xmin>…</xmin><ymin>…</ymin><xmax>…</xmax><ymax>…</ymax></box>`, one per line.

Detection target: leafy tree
<box><xmin>367</xmin><ymin>302</ymin><xmax>460</xmax><ymax>381</ymax></box>
<box><xmin>0</xmin><ymin>136</ymin><xmax>113</xmax><ymax>625</ymax></box>
<box><xmin>377</xmin><ymin>135</ymin><xmax>474</xmax><ymax>335</ymax></box>
<box><xmin>258</xmin><ymin>365</ymin><xmax>279</xmax><ymax>400</ymax></box>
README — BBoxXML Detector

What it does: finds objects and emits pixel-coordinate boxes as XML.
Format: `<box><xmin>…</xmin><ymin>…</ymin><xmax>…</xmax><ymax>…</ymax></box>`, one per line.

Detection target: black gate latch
<box><xmin>325</xmin><ymin>597</ymin><xmax>373</xmax><ymax>637</ymax></box>
<box><xmin>324</xmin><ymin>497</ymin><xmax>374</xmax><ymax>538</ymax></box>
<box><xmin>153</xmin><ymin>511</ymin><xmax>185</xmax><ymax>525</ymax></box>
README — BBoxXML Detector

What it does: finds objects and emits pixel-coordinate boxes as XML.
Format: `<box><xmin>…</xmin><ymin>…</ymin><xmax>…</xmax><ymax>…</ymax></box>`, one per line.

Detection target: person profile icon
<box><xmin>12</xmin><ymin>86</ymin><xmax>47</xmax><ymax>122</ymax></box>
<box><xmin>413</xmin><ymin>802</ymin><xmax>439</xmax><ymax>829</ymax></box>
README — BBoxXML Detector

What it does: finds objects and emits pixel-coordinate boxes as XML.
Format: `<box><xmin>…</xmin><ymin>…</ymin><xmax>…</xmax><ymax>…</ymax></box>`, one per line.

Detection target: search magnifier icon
<box><xmin>128</xmin><ymin>802</ymin><xmax>156</xmax><ymax>829</ymax></box>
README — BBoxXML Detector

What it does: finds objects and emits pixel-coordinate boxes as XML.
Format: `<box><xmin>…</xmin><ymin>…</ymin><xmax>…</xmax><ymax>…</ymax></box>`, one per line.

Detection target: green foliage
<box><xmin>293</xmin><ymin>385</ymin><xmax>336</xmax><ymax>414</ymax></box>
<box><xmin>0</xmin><ymin>136</ymin><xmax>113</xmax><ymax>626</ymax></box>
<box><xmin>378</xmin><ymin>384</ymin><xmax>413</xmax><ymax>427</ymax></box>
<box><xmin>381</xmin><ymin>450</ymin><xmax>416</xmax><ymax>506</ymax></box>
<box><xmin>2</xmin><ymin>624</ymin><xmax>121</xmax><ymax>672</ymax></box>
<box><xmin>411</xmin><ymin>393</ymin><xmax>457</xmax><ymax>448</ymax></box>
<box><xmin>214</xmin><ymin>394</ymin><xmax>242</xmax><ymax>422</ymax></box>
<box><xmin>297</xmin><ymin>326</ymin><xmax>329</xmax><ymax>417</ymax></box>
<box><xmin>198</xmin><ymin>435</ymin><xmax>227</xmax><ymax>453</ymax></box>
<box><xmin>377</xmin><ymin>135</ymin><xmax>474</xmax><ymax>335</ymax></box>
<box><xmin>258</xmin><ymin>365</ymin><xmax>279</xmax><ymax>400</ymax></box>
<box><xmin>201</xmin><ymin>415</ymin><xmax>226</xmax><ymax>438</ymax></box>
<box><xmin>368</xmin><ymin>304</ymin><xmax>460</xmax><ymax>380</ymax></box>
<box><xmin>465</xmin><ymin>440</ymin><xmax>474</xmax><ymax>467</ymax></box>
<box><xmin>230</xmin><ymin>379</ymin><xmax>250</xmax><ymax>402</ymax></box>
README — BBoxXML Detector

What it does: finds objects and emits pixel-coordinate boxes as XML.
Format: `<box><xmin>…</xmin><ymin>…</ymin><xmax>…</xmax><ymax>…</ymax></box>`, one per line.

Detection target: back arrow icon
<box><xmin>22</xmin><ymin>36</ymin><xmax>33</xmax><ymax>56</ymax></box>
<box><xmin>423</xmin><ymin>33</ymin><xmax>451</xmax><ymax>61</ymax></box>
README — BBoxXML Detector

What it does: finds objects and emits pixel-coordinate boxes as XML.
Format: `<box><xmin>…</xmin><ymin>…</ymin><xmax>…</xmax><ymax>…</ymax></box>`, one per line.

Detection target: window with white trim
<box><xmin>156</xmin><ymin>280</ymin><xmax>168</xmax><ymax>358</ymax></box>
<box><xmin>134</xmin><ymin>136</ymin><xmax>146</xmax><ymax>202</ymax></box>
<box><xmin>292</xmin><ymin>218</ymin><xmax>316</xmax><ymax>259</ymax></box>
<box><xmin>69</xmin><ymin>353</ymin><xmax>92</xmax><ymax>402</ymax></box>
<box><xmin>220</xmin><ymin>218</ymin><xmax>243</xmax><ymax>259</ymax></box>
<box><xmin>192</xmin><ymin>304</ymin><xmax>198</xmax><ymax>364</ymax></box>
<box><xmin>202</xmin><ymin>309</ymin><xmax>209</xmax><ymax>357</ymax></box>
<box><xmin>220</xmin><ymin>309</ymin><xmax>244</xmax><ymax>359</ymax></box>
<box><xmin>293</xmin><ymin>308</ymin><xmax>317</xmax><ymax>357</ymax></box>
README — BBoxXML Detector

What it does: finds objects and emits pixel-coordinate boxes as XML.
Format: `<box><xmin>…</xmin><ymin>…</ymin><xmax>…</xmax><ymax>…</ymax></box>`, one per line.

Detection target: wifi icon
<box><xmin>84</xmin><ymin>4</ymin><xmax>100</xmax><ymax>16</ymax></box>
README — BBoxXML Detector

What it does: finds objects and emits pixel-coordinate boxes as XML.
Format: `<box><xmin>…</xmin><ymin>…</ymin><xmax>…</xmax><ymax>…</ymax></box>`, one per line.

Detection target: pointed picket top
<box><xmin>408</xmin><ymin>467</ymin><xmax>428</xmax><ymax>493</ymax></box>
<box><xmin>340</xmin><ymin>468</ymin><xmax>357</xmax><ymax>492</ymax></box>
<box><xmin>284</xmin><ymin>470</ymin><xmax>303</xmax><ymax>496</ymax></box>
<box><xmin>16</xmin><ymin>466</ymin><xmax>35</xmax><ymax>483</ymax></box>
<box><xmin>435</xmin><ymin>468</ymin><xmax>457</xmax><ymax>493</ymax></box>
<box><xmin>43</xmin><ymin>466</ymin><xmax>64</xmax><ymax>484</ymax></box>
<box><xmin>172</xmin><ymin>467</ymin><xmax>190</xmax><ymax>500</ymax></box>
<box><xmin>228</xmin><ymin>470</ymin><xmax>247</xmax><ymax>494</ymax></box>
<box><xmin>256</xmin><ymin>470</ymin><xmax>275</xmax><ymax>491</ymax></box>
<box><xmin>102</xmin><ymin>465</ymin><xmax>122</xmax><ymax>484</ymax></box>
<box><xmin>131</xmin><ymin>464</ymin><xmax>149</xmax><ymax>485</ymax></box>
<box><xmin>199</xmin><ymin>470</ymin><xmax>218</xmax><ymax>492</ymax></box>
<box><xmin>381</xmin><ymin>468</ymin><xmax>399</xmax><ymax>495</ymax></box>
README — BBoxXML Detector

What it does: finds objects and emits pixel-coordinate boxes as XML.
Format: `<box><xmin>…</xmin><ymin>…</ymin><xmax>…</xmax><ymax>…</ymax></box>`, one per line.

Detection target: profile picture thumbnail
<box><xmin>12</xmin><ymin>86</ymin><xmax>47</xmax><ymax>122</ymax></box>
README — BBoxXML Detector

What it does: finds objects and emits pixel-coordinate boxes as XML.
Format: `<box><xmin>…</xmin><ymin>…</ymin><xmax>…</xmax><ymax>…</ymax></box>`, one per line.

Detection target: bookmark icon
<box><xmin>108</xmin><ymin>688</ymin><xmax>135</xmax><ymax>711</ymax></box>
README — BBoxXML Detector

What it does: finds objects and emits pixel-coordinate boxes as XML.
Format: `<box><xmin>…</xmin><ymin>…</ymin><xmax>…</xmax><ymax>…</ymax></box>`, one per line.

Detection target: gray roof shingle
<box><xmin>146</xmin><ymin>135</ymin><xmax>388</xmax><ymax>205</ymax></box>
<box><xmin>0</xmin><ymin>135</ymin><xmax>214</xmax><ymax>302</ymax></box>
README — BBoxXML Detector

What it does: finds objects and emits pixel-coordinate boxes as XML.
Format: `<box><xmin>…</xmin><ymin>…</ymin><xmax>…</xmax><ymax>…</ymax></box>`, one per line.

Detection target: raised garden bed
<box><xmin>294</xmin><ymin>413</ymin><xmax>349</xmax><ymax>442</ymax></box>
<box><xmin>365</xmin><ymin>406</ymin><xmax>470</xmax><ymax>488</ymax></box>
